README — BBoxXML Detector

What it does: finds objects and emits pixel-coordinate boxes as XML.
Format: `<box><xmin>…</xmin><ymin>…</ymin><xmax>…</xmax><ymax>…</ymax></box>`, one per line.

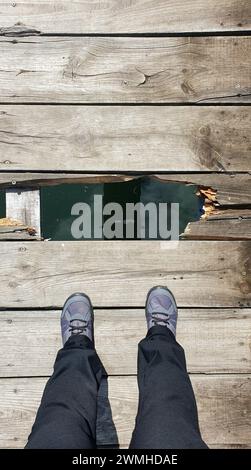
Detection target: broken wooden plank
<box><xmin>0</xmin><ymin>105</ymin><xmax>250</xmax><ymax>171</ymax></box>
<box><xmin>0</xmin><ymin>36</ymin><xmax>250</xmax><ymax>103</ymax></box>
<box><xmin>5</xmin><ymin>189</ymin><xmax>41</xmax><ymax>238</ymax></box>
<box><xmin>0</xmin><ymin>232</ymin><xmax>39</xmax><ymax>240</ymax></box>
<box><xmin>0</xmin><ymin>309</ymin><xmax>250</xmax><ymax>376</ymax></box>
<box><xmin>0</xmin><ymin>173</ymin><xmax>139</xmax><ymax>187</ymax></box>
<box><xmin>0</xmin><ymin>0</ymin><xmax>250</xmax><ymax>34</ymax></box>
<box><xmin>182</xmin><ymin>209</ymin><xmax>251</xmax><ymax>240</ymax></box>
<box><xmin>183</xmin><ymin>218</ymin><xmax>251</xmax><ymax>240</ymax></box>
<box><xmin>205</xmin><ymin>209</ymin><xmax>251</xmax><ymax>220</ymax></box>
<box><xmin>0</xmin><ymin>241</ymin><xmax>250</xmax><ymax>308</ymax></box>
<box><xmin>0</xmin><ymin>217</ymin><xmax>38</xmax><ymax>240</ymax></box>
<box><xmin>154</xmin><ymin>173</ymin><xmax>251</xmax><ymax>206</ymax></box>
<box><xmin>0</xmin><ymin>375</ymin><xmax>250</xmax><ymax>448</ymax></box>
<box><xmin>0</xmin><ymin>173</ymin><xmax>250</xmax><ymax>206</ymax></box>
<box><xmin>0</xmin><ymin>231</ymin><xmax>39</xmax><ymax>240</ymax></box>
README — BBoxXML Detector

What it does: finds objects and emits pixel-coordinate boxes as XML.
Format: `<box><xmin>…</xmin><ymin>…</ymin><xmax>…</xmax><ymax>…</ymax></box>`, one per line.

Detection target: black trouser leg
<box><xmin>26</xmin><ymin>335</ymin><xmax>106</xmax><ymax>449</ymax></box>
<box><xmin>130</xmin><ymin>326</ymin><xmax>208</xmax><ymax>449</ymax></box>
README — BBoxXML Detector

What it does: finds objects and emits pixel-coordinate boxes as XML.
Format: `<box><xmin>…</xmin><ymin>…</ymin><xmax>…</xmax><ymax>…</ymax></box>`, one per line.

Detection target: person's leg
<box><xmin>130</xmin><ymin>286</ymin><xmax>208</xmax><ymax>449</ymax></box>
<box><xmin>26</xmin><ymin>293</ymin><xmax>106</xmax><ymax>449</ymax></box>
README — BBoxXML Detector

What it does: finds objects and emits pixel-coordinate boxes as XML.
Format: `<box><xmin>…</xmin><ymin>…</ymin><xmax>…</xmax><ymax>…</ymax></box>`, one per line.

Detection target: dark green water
<box><xmin>0</xmin><ymin>191</ymin><xmax>5</xmax><ymax>217</ymax></box>
<box><xmin>41</xmin><ymin>178</ymin><xmax>203</xmax><ymax>240</ymax></box>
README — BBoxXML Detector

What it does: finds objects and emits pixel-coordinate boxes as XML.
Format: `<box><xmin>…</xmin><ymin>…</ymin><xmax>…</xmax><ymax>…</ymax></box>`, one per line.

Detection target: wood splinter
<box><xmin>196</xmin><ymin>186</ymin><xmax>218</xmax><ymax>219</ymax></box>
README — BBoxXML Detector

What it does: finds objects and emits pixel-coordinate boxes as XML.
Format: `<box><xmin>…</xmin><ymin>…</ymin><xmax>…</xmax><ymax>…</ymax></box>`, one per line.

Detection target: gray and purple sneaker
<box><xmin>61</xmin><ymin>293</ymin><xmax>94</xmax><ymax>346</ymax></box>
<box><xmin>145</xmin><ymin>286</ymin><xmax>178</xmax><ymax>337</ymax></box>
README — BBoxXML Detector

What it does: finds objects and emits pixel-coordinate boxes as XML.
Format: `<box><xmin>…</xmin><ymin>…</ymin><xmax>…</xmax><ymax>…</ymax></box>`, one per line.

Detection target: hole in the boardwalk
<box><xmin>40</xmin><ymin>177</ymin><xmax>204</xmax><ymax>241</ymax></box>
<box><xmin>0</xmin><ymin>190</ymin><xmax>5</xmax><ymax>218</ymax></box>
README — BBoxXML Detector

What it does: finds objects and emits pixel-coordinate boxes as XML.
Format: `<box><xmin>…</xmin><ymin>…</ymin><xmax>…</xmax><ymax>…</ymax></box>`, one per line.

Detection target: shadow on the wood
<box><xmin>96</xmin><ymin>377</ymin><xmax>119</xmax><ymax>449</ymax></box>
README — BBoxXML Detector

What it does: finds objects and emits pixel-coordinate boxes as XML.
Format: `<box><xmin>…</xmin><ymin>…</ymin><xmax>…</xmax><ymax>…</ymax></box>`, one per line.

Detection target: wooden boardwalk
<box><xmin>0</xmin><ymin>0</ymin><xmax>250</xmax><ymax>448</ymax></box>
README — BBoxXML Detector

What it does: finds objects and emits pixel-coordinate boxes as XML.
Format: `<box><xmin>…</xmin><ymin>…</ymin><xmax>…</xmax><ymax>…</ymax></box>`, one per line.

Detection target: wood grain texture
<box><xmin>0</xmin><ymin>228</ymin><xmax>38</xmax><ymax>240</ymax></box>
<box><xmin>5</xmin><ymin>189</ymin><xmax>41</xmax><ymax>237</ymax></box>
<box><xmin>0</xmin><ymin>105</ymin><xmax>250</xmax><ymax>171</ymax></box>
<box><xmin>0</xmin><ymin>173</ymin><xmax>250</xmax><ymax>206</ymax></box>
<box><xmin>207</xmin><ymin>209</ymin><xmax>251</xmax><ymax>220</ymax></box>
<box><xmin>0</xmin><ymin>173</ymin><xmax>139</xmax><ymax>187</ymax></box>
<box><xmin>0</xmin><ymin>241</ymin><xmax>250</xmax><ymax>308</ymax></box>
<box><xmin>183</xmin><ymin>210</ymin><xmax>251</xmax><ymax>240</ymax></box>
<box><xmin>154</xmin><ymin>173</ymin><xmax>251</xmax><ymax>206</ymax></box>
<box><xmin>0</xmin><ymin>309</ymin><xmax>250</xmax><ymax>376</ymax></box>
<box><xmin>0</xmin><ymin>375</ymin><xmax>250</xmax><ymax>448</ymax></box>
<box><xmin>0</xmin><ymin>1</ymin><xmax>250</xmax><ymax>34</ymax></box>
<box><xmin>0</xmin><ymin>36</ymin><xmax>250</xmax><ymax>103</ymax></box>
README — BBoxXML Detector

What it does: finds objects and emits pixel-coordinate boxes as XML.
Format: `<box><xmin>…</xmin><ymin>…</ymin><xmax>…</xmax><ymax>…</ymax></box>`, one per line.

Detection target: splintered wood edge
<box><xmin>0</xmin><ymin>217</ymin><xmax>35</xmax><ymax>233</ymax></box>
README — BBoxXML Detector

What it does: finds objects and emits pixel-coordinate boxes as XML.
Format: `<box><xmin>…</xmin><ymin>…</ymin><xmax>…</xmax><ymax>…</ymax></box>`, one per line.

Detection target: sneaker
<box><xmin>145</xmin><ymin>286</ymin><xmax>178</xmax><ymax>337</ymax></box>
<box><xmin>61</xmin><ymin>293</ymin><xmax>94</xmax><ymax>346</ymax></box>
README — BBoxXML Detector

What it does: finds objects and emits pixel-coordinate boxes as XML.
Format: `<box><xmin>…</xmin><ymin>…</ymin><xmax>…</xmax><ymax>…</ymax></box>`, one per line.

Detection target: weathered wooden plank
<box><xmin>99</xmin><ymin>375</ymin><xmax>251</xmax><ymax>448</ymax></box>
<box><xmin>184</xmin><ymin>219</ymin><xmax>251</xmax><ymax>241</ymax></box>
<box><xmin>0</xmin><ymin>219</ymin><xmax>38</xmax><ymax>240</ymax></box>
<box><xmin>6</xmin><ymin>189</ymin><xmax>41</xmax><ymax>237</ymax></box>
<box><xmin>0</xmin><ymin>241</ymin><xmax>250</xmax><ymax>308</ymax></box>
<box><xmin>209</xmin><ymin>444</ymin><xmax>250</xmax><ymax>448</ymax></box>
<box><xmin>0</xmin><ymin>309</ymin><xmax>250</xmax><ymax>376</ymax></box>
<box><xmin>0</xmin><ymin>105</ymin><xmax>250</xmax><ymax>171</ymax></box>
<box><xmin>205</xmin><ymin>209</ymin><xmax>251</xmax><ymax>220</ymax></box>
<box><xmin>183</xmin><ymin>210</ymin><xmax>251</xmax><ymax>240</ymax></box>
<box><xmin>0</xmin><ymin>173</ymin><xmax>250</xmax><ymax>206</ymax></box>
<box><xmin>0</xmin><ymin>375</ymin><xmax>250</xmax><ymax>448</ymax></box>
<box><xmin>0</xmin><ymin>173</ymin><xmax>139</xmax><ymax>187</ymax></box>
<box><xmin>0</xmin><ymin>232</ymin><xmax>39</xmax><ymax>240</ymax></box>
<box><xmin>0</xmin><ymin>37</ymin><xmax>250</xmax><ymax>103</ymax></box>
<box><xmin>154</xmin><ymin>173</ymin><xmax>251</xmax><ymax>206</ymax></box>
<box><xmin>0</xmin><ymin>1</ymin><xmax>250</xmax><ymax>34</ymax></box>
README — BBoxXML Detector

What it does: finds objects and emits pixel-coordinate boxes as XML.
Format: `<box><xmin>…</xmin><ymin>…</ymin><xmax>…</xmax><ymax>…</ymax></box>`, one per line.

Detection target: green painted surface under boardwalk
<box><xmin>0</xmin><ymin>190</ymin><xmax>5</xmax><ymax>218</ymax></box>
<box><xmin>41</xmin><ymin>179</ymin><xmax>202</xmax><ymax>240</ymax></box>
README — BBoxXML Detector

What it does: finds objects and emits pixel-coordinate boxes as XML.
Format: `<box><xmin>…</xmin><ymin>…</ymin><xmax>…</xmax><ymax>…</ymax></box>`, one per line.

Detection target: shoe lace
<box><xmin>151</xmin><ymin>311</ymin><xmax>170</xmax><ymax>326</ymax></box>
<box><xmin>69</xmin><ymin>318</ymin><xmax>88</xmax><ymax>335</ymax></box>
